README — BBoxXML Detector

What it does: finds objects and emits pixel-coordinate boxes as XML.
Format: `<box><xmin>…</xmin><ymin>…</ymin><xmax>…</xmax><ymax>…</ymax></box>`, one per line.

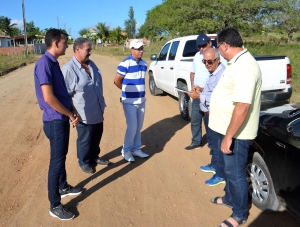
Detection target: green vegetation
<box><xmin>0</xmin><ymin>53</ymin><xmax>38</xmax><ymax>75</ymax></box>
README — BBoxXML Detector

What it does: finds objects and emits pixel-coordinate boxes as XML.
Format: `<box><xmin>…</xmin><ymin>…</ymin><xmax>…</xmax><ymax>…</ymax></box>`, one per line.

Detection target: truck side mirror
<box><xmin>150</xmin><ymin>54</ymin><xmax>157</xmax><ymax>61</ymax></box>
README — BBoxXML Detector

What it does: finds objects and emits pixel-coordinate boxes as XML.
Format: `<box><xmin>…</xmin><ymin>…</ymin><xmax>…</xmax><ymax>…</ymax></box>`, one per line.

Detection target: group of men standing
<box><xmin>186</xmin><ymin>29</ymin><xmax>262</xmax><ymax>227</ymax></box>
<box><xmin>34</xmin><ymin>27</ymin><xmax>262</xmax><ymax>226</ymax></box>
<box><xmin>34</xmin><ymin>29</ymin><xmax>148</xmax><ymax>220</ymax></box>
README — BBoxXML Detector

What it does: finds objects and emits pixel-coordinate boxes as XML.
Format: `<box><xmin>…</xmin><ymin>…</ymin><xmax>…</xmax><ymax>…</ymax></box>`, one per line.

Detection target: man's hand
<box><xmin>192</xmin><ymin>85</ymin><xmax>203</xmax><ymax>92</ymax></box>
<box><xmin>188</xmin><ymin>90</ymin><xmax>200</xmax><ymax>99</ymax></box>
<box><xmin>70</xmin><ymin>113</ymin><xmax>79</xmax><ymax>127</ymax></box>
<box><xmin>221</xmin><ymin>135</ymin><xmax>233</xmax><ymax>154</ymax></box>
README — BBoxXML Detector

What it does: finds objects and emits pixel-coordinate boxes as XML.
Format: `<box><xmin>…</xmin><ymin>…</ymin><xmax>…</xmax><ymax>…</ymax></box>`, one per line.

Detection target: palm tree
<box><xmin>0</xmin><ymin>16</ymin><xmax>17</xmax><ymax>36</ymax></box>
<box><xmin>95</xmin><ymin>22</ymin><xmax>109</xmax><ymax>42</ymax></box>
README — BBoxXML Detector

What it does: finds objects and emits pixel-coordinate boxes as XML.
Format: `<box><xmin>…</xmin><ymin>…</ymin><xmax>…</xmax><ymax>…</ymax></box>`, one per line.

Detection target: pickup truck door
<box><xmin>163</xmin><ymin>41</ymin><xmax>180</xmax><ymax>93</ymax></box>
<box><xmin>153</xmin><ymin>43</ymin><xmax>171</xmax><ymax>88</ymax></box>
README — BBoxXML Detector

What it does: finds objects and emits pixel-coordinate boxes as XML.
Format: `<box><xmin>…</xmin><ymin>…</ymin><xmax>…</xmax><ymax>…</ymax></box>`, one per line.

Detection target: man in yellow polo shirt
<box><xmin>209</xmin><ymin>28</ymin><xmax>262</xmax><ymax>227</ymax></box>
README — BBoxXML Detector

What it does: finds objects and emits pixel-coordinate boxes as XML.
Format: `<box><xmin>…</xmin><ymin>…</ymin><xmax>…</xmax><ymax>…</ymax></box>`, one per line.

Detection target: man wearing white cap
<box><xmin>114</xmin><ymin>39</ymin><xmax>149</xmax><ymax>162</ymax></box>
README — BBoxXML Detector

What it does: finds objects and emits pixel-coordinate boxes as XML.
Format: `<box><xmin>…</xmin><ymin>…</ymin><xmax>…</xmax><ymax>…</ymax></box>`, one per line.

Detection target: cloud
<box><xmin>11</xmin><ymin>19</ymin><xmax>23</xmax><ymax>29</ymax></box>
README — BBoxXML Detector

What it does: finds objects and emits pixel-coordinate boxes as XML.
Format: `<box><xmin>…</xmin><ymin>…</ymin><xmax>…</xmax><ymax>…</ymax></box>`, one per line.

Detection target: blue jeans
<box><xmin>76</xmin><ymin>122</ymin><xmax>103</xmax><ymax>166</ymax></box>
<box><xmin>191</xmin><ymin>99</ymin><xmax>203</xmax><ymax>145</ymax></box>
<box><xmin>214</xmin><ymin>130</ymin><xmax>251</xmax><ymax>220</ymax></box>
<box><xmin>43</xmin><ymin>120</ymin><xmax>69</xmax><ymax>208</ymax></box>
<box><xmin>122</xmin><ymin>102</ymin><xmax>145</xmax><ymax>153</ymax></box>
<box><xmin>202</xmin><ymin>113</ymin><xmax>211</xmax><ymax>149</ymax></box>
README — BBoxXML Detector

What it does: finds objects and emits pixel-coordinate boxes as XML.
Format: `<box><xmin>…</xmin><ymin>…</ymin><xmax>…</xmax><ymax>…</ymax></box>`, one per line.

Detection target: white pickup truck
<box><xmin>148</xmin><ymin>35</ymin><xmax>293</xmax><ymax>120</ymax></box>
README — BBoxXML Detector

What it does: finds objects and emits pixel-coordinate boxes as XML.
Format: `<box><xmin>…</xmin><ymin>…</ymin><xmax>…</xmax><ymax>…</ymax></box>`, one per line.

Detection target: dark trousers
<box><xmin>76</xmin><ymin>122</ymin><xmax>103</xmax><ymax>166</ymax></box>
<box><xmin>43</xmin><ymin>120</ymin><xmax>69</xmax><ymax>208</ymax></box>
<box><xmin>213</xmin><ymin>130</ymin><xmax>251</xmax><ymax>220</ymax></box>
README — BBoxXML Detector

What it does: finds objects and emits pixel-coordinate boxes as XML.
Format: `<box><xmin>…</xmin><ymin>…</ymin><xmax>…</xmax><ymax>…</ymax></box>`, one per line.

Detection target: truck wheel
<box><xmin>246</xmin><ymin>152</ymin><xmax>281</xmax><ymax>211</ymax></box>
<box><xmin>177</xmin><ymin>82</ymin><xmax>191</xmax><ymax>120</ymax></box>
<box><xmin>149</xmin><ymin>73</ymin><xmax>163</xmax><ymax>96</ymax></box>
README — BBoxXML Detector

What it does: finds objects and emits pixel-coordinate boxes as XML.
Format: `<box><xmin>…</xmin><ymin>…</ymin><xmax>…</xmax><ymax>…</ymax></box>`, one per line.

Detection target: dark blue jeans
<box><xmin>213</xmin><ymin>130</ymin><xmax>251</xmax><ymax>220</ymax></box>
<box><xmin>43</xmin><ymin>120</ymin><xmax>69</xmax><ymax>208</ymax></box>
<box><xmin>76</xmin><ymin>122</ymin><xmax>103</xmax><ymax>166</ymax></box>
<box><xmin>209</xmin><ymin>128</ymin><xmax>224</xmax><ymax>178</ymax></box>
<box><xmin>191</xmin><ymin>99</ymin><xmax>203</xmax><ymax>145</ymax></box>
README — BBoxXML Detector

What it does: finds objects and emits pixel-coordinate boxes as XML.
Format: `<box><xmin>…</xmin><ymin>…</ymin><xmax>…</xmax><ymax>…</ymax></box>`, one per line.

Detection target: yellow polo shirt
<box><xmin>209</xmin><ymin>49</ymin><xmax>262</xmax><ymax>139</ymax></box>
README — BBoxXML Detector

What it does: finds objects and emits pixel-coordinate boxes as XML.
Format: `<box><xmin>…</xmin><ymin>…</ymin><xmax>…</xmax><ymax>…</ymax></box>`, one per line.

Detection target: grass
<box><xmin>0</xmin><ymin>54</ymin><xmax>39</xmax><ymax>75</ymax></box>
<box><xmin>94</xmin><ymin>38</ymin><xmax>300</xmax><ymax>102</ymax></box>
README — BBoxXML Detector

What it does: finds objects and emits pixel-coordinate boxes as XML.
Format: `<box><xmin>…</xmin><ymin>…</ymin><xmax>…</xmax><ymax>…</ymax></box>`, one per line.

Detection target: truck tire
<box><xmin>149</xmin><ymin>72</ymin><xmax>163</xmax><ymax>96</ymax></box>
<box><xmin>177</xmin><ymin>81</ymin><xmax>191</xmax><ymax>121</ymax></box>
<box><xmin>246</xmin><ymin>152</ymin><xmax>281</xmax><ymax>211</ymax></box>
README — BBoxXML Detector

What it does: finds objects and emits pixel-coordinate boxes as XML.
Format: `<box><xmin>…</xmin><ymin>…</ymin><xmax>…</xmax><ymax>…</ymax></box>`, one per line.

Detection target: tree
<box><xmin>25</xmin><ymin>21</ymin><xmax>41</xmax><ymax>36</ymax></box>
<box><xmin>78</xmin><ymin>28</ymin><xmax>90</xmax><ymax>37</ymax></box>
<box><xmin>0</xmin><ymin>16</ymin><xmax>17</xmax><ymax>37</ymax></box>
<box><xmin>95</xmin><ymin>22</ymin><xmax>109</xmax><ymax>42</ymax></box>
<box><xmin>109</xmin><ymin>26</ymin><xmax>123</xmax><ymax>44</ymax></box>
<box><xmin>124</xmin><ymin>6</ymin><xmax>136</xmax><ymax>38</ymax></box>
<box><xmin>139</xmin><ymin>0</ymin><xmax>280</xmax><ymax>37</ymax></box>
<box><xmin>272</xmin><ymin>0</ymin><xmax>300</xmax><ymax>41</ymax></box>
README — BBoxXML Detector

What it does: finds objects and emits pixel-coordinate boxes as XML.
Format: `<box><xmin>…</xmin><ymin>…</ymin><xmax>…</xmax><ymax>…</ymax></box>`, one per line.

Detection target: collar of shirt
<box><xmin>210</xmin><ymin>63</ymin><xmax>225</xmax><ymax>77</ymax></box>
<box><xmin>227</xmin><ymin>48</ymin><xmax>247</xmax><ymax>66</ymax></box>
<box><xmin>45</xmin><ymin>51</ymin><xmax>58</xmax><ymax>64</ymax></box>
<box><xmin>72</xmin><ymin>56</ymin><xmax>90</xmax><ymax>69</ymax></box>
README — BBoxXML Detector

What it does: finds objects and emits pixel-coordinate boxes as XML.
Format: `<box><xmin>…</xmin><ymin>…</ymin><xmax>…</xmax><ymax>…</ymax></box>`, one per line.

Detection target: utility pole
<box><xmin>22</xmin><ymin>0</ymin><xmax>28</xmax><ymax>57</ymax></box>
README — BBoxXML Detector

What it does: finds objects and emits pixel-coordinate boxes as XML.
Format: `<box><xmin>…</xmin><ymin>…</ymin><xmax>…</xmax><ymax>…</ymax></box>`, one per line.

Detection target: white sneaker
<box><xmin>131</xmin><ymin>150</ymin><xmax>149</xmax><ymax>158</ymax></box>
<box><xmin>122</xmin><ymin>151</ymin><xmax>135</xmax><ymax>162</ymax></box>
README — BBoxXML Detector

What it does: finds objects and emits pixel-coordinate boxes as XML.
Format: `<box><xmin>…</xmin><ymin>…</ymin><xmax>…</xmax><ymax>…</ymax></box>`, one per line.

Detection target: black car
<box><xmin>247</xmin><ymin>103</ymin><xmax>300</xmax><ymax>221</ymax></box>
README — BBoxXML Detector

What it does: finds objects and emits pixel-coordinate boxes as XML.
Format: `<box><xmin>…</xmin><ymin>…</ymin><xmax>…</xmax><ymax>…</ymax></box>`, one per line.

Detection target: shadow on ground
<box><xmin>66</xmin><ymin>114</ymin><xmax>189</xmax><ymax>216</ymax></box>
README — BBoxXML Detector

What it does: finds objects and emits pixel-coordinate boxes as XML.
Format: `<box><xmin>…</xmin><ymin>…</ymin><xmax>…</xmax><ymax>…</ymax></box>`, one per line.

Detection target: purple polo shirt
<box><xmin>34</xmin><ymin>51</ymin><xmax>72</xmax><ymax>121</ymax></box>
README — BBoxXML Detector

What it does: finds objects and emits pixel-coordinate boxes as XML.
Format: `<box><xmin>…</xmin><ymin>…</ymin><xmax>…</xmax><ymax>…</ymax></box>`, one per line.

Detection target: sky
<box><xmin>1</xmin><ymin>0</ymin><xmax>163</xmax><ymax>38</ymax></box>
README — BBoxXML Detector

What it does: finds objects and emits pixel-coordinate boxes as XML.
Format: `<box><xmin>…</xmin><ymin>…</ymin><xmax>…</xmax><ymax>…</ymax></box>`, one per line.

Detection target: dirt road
<box><xmin>0</xmin><ymin>47</ymin><xmax>298</xmax><ymax>227</ymax></box>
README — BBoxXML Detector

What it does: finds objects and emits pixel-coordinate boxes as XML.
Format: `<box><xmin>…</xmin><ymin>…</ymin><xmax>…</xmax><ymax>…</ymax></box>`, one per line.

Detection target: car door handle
<box><xmin>161</xmin><ymin>67</ymin><xmax>164</xmax><ymax>69</ymax></box>
<box><xmin>170</xmin><ymin>67</ymin><xmax>174</xmax><ymax>70</ymax></box>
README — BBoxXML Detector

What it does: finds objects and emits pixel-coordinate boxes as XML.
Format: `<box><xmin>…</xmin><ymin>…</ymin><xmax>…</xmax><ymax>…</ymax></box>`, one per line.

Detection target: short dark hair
<box><xmin>217</xmin><ymin>28</ymin><xmax>243</xmax><ymax>48</ymax></box>
<box><xmin>45</xmin><ymin>29</ymin><xmax>64</xmax><ymax>49</ymax></box>
<box><xmin>73</xmin><ymin>37</ymin><xmax>92</xmax><ymax>52</ymax></box>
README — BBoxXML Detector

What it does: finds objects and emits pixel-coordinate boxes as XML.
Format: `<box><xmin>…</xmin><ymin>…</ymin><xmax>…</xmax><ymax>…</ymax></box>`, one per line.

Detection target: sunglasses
<box><xmin>132</xmin><ymin>47</ymin><xmax>144</xmax><ymax>51</ymax></box>
<box><xmin>197</xmin><ymin>42</ymin><xmax>209</xmax><ymax>49</ymax></box>
<box><xmin>202</xmin><ymin>58</ymin><xmax>218</xmax><ymax>65</ymax></box>
<box><xmin>217</xmin><ymin>42</ymin><xmax>224</xmax><ymax>49</ymax></box>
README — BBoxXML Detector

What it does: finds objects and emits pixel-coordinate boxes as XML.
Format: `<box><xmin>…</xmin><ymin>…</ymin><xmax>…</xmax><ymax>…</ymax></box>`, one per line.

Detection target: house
<box><xmin>0</xmin><ymin>35</ymin><xmax>12</xmax><ymax>47</ymax></box>
<box><xmin>11</xmin><ymin>35</ymin><xmax>39</xmax><ymax>46</ymax></box>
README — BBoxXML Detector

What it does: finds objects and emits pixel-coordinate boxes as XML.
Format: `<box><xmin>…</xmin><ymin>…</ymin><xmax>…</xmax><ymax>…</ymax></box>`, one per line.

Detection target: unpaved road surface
<box><xmin>0</xmin><ymin>47</ymin><xmax>298</xmax><ymax>227</ymax></box>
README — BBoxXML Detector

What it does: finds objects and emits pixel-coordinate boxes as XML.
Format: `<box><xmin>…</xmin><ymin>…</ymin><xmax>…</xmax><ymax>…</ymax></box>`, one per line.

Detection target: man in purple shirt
<box><xmin>34</xmin><ymin>29</ymin><xmax>81</xmax><ymax>220</ymax></box>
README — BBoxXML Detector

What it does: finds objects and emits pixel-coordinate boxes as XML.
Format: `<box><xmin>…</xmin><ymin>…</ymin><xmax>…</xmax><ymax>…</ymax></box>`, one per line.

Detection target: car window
<box><xmin>158</xmin><ymin>43</ymin><xmax>171</xmax><ymax>61</ymax></box>
<box><xmin>168</xmin><ymin>41</ymin><xmax>180</xmax><ymax>61</ymax></box>
<box><xmin>182</xmin><ymin>39</ymin><xmax>218</xmax><ymax>57</ymax></box>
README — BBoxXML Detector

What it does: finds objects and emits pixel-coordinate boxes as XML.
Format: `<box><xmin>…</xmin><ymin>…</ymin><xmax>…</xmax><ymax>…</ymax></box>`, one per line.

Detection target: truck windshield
<box><xmin>182</xmin><ymin>39</ymin><xmax>217</xmax><ymax>57</ymax></box>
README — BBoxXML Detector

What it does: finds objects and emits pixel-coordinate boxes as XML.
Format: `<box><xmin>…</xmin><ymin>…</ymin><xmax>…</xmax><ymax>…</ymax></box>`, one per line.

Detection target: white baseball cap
<box><xmin>130</xmin><ymin>39</ymin><xmax>145</xmax><ymax>49</ymax></box>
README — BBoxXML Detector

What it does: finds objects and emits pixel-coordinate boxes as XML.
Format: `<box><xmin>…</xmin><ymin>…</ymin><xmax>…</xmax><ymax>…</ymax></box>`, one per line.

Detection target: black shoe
<box><xmin>95</xmin><ymin>158</ymin><xmax>111</xmax><ymax>165</ymax></box>
<box><xmin>59</xmin><ymin>185</ymin><xmax>82</xmax><ymax>198</ymax></box>
<box><xmin>185</xmin><ymin>144</ymin><xmax>202</xmax><ymax>150</ymax></box>
<box><xmin>49</xmin><ymin>204</ymin><xmax>75</xmax><ymax>220</ymax></box>
<box><xmin>80</xmin><ymin>165</ymin><xmax>94</xmax><ymax>174</ymax></box>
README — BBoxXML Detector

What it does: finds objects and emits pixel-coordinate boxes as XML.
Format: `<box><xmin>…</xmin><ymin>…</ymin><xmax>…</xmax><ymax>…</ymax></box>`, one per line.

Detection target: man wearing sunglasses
<box><xmin>114</xmin><ymin>39</ymin><xmax>149</xmax><ymax>162</ymax></box>
<box><xmin>209</xmin><ymin>28</ymin><xmax>262</xmax><ymax>227</ymax></box>
<box><xmin>185</xmin><ymin>33</ymin><xmax>212</xmax><ymax>151</ymax></box>
<box><xmin>188</xmin><ymin>48</ymin><xmax>226</xmax><ymax>187</ymax></box>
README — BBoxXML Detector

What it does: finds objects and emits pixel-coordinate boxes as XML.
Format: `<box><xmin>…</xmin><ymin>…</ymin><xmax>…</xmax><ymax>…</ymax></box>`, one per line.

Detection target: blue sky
<box><xmin>1</xmin><ymin>0</ymin><xmax>163</xmax><ymax>38</ymax></box>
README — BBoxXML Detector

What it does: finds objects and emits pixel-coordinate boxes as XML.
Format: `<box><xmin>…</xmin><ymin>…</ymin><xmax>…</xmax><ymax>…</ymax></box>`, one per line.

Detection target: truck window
<box><xmin>158</xmin><ymin>43</ymin><xmax>171</xmax><ymax>61</ymax></box>
<box><xmin>168</xmin><ymin>41</ymin><xmax>180</xmax><ymax>61</ymax></box>
<box><xmin>182</xmin><ymin>39</ymin><xmax>218</xmax><ymax>57</ymax></box>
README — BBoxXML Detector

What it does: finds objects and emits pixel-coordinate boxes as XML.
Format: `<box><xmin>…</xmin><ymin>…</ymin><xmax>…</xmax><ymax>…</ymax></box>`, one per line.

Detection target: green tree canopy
<box><xmin>0</xmin><ymin>16</ymin><xmax>17</xmax><ymax>37</ymax></box>
<box><xmin>124</xmin><ymin>6</ymin><xmax>136</xmax><ymax>38</ymax></box>
<box><xmin>95</xmin><ymin>22</ymin><xmax>109</xmax><ymax>41</ymax></box>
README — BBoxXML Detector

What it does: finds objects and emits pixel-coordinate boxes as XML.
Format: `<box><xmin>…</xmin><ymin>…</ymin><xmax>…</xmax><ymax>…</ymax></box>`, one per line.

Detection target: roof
<box><xmin>0</xmin><ymin>35</ymin><xmax>11</xmax><ymax>39</ymax></box>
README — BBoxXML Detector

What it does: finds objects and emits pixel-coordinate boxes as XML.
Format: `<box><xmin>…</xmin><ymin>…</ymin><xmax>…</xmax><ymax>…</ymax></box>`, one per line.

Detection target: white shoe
<box><xmin>122</xmin><ymin>151</ymin><xmax>135</xmax><ymax>162</ymax></box>
<box><xmin>131</xmin><ymin>150</ymin><xmax>149</xmax><ymax>158</ymax></box>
